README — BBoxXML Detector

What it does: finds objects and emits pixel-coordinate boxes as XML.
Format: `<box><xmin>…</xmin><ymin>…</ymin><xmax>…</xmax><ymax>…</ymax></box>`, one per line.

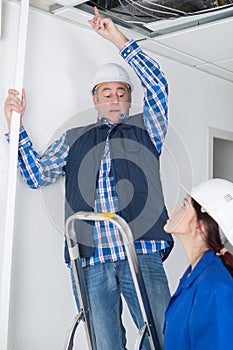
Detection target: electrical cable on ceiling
<box><xmin>117</xmin><ymin>0</ymin><xmax>162</xmax><ymax>21</ymax></box>
<box><xmin>182</xmin><ymin>3</ymin><xmax>233</xmax><ymax>17</ymax></box>
<box><xmin>118</xmin><ymin>0</ymin><xmax>176</xmax><ymax>20</ymax></box>
<box><xmin>124</xmin><ymin>0</ymin><xmax>181</xmax><ymax>17</ymax></box>
<box><xmin>130</xmin><ymin>0</ymin><xmax>233</xmax><ymax>17</ymax></box>
<box><xmin>186</xmin><ymin>4</ymin><xmax>233</xmax><ymax>16</ymax></box>
<box><xmin>87</xmin><ymin>0</ymin><xmax>150</xmax><ymax>18</ymax></box>
<box><xmin>141</xmin><ymin>0</ymin><xmax>187</xmax><ymax>15</ymax></box>
<box><xmin>88</xmin><ymin>0</ymin><xmax>170</xmax><ymax>19</ymax></box>
<box><xmin>86</xmin><ymin>0</ymin><xmax>233</xmax><ymax>23</ymax></box>
<box><xmin>87</xmin><ymin>0</ymin><xmax>154</xmax><ymax>20</ymax></box>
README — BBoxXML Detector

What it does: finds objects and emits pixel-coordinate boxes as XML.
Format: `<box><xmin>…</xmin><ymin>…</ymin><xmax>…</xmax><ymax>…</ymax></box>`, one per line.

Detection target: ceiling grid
<box><xmin>11</xmin><ymin>0</ymin><xmax>233</xmax><ymax>82</ymax></box>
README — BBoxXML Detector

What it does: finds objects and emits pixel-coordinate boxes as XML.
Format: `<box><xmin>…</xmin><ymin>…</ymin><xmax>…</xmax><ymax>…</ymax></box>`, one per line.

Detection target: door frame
<box><xmin>208</xmin><ymin>127</ymin><xmax>233</xmax><ymax>178</ymax></box>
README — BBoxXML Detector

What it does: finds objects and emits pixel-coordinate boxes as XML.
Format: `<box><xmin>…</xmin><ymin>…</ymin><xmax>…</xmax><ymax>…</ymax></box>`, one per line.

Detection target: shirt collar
<box><xmin>97</xmin><ymin>114</ymin><xmax>127</xmax><ymax>126</ymax></box>
<box><xmin>174</xmin><ymin>250</ymin><xmax>216</xmax><ymax>295</ymax></box>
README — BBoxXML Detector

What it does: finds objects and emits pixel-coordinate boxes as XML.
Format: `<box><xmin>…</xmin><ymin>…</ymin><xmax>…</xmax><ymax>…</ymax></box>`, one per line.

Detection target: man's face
<box><xmin>93</xmin><ymin>82</ymin><xmax>131</xmax><ymax>124</ymax></box>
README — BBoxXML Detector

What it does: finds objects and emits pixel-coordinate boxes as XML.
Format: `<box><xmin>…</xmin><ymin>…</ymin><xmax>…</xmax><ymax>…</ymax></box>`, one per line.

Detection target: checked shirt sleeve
<box><xmin>5</xmin><ymin>127</ymin><xmax>68</xmax><ymax>188</ymax></box>
<box><xmin>120</xmin><ymin>40</ymin><xmax>168</xmax><ymax>153</ymax></box>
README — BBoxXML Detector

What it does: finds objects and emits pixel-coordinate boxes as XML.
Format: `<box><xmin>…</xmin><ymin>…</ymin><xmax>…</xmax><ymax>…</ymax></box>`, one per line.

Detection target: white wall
<box><xmin>0</xmin><ymin>1</ymin><xmax>233</xmax><ymax>349</ymax></box>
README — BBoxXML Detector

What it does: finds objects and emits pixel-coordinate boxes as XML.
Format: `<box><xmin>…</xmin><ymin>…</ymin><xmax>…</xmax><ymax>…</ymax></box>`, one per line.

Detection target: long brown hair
<box><xmin>192</xmin><ymin>199</ymin><xmax>233</xmax><ymax>277</ymax></box>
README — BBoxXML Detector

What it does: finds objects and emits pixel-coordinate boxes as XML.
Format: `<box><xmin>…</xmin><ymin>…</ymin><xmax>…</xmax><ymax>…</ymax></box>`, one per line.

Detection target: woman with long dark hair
<box><xmin>163</xmin><ymin>178</ymin><xmax>233</xmax><ymax>349</ymax></box>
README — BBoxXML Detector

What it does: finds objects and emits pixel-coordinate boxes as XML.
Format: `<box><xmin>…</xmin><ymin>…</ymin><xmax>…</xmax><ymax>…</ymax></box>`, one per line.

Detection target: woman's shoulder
<box><xmin>197</xmin><ymin>254</ymin><xmax>233</xmax><ymax>292</ymax></box>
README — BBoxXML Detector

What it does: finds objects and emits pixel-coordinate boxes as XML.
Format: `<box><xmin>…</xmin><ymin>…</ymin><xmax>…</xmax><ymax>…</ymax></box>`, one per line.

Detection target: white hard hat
<box><xmin>91</xmin><ymin>63</ymin><xmax>133</xmax><ymax>93</ymax></box>
<box><xmin>191</xmin><ymin>178</ymin><xmax>233</xmax><ymax>245</ymax></box>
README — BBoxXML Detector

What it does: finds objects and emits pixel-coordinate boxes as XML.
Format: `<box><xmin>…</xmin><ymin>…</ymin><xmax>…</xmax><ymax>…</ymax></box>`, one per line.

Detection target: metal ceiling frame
<box><xmin>76</xmin><ymin>2</ymin><xmax>233</xmax><ymax>38</ymax></box>
<box><xmin>13</xmin><ymin>1</ymin><xmax>233</xmax><ymax>38</ymax></box>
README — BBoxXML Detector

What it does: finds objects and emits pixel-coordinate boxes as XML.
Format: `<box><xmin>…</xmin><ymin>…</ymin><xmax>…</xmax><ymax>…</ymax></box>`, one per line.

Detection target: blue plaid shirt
<box><xmin>7</xmin><ymin>40</ymin><xmax>169</xmax><ymax>266</ymax></box>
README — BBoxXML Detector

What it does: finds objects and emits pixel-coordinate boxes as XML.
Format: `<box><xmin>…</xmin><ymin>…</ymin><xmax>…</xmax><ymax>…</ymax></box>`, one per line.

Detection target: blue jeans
<box><xmin>69</xmin><ymin>252</ymin><xmax>170</xmax><ymax>350</ymax></box>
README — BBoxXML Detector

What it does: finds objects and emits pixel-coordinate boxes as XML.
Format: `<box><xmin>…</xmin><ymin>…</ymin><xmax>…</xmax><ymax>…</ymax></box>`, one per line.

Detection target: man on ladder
<box><xmin>4</xmin><ymin>7</ymin><xmax>173</xmax><ymax>349</ymax></box>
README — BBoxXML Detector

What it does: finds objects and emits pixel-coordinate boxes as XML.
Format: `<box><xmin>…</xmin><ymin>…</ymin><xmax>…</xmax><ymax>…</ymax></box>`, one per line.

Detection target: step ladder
<box><xmin>64</xmin><ymin>211</ymin><xmax>161</xmax><ymax>350</ymax></box>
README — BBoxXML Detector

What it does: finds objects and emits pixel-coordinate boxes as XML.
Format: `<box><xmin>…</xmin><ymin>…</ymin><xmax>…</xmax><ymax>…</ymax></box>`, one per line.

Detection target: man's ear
<box><xmin>93</xmin><ymin>94</ymin><xmax>98</xmax><ymax>109</ymax></box>
<box><xmin>129</xmin><ymin>94</ymin><xmax>132</xmax><ymax>109</ymax></box>
<box><xmin>93</xmin><ymin>94</ymin><xmax>97</xmax><ymax>105</ymax></box>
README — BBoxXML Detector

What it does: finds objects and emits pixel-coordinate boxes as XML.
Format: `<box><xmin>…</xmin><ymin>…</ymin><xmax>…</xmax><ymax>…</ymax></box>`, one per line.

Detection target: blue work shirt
<box><xmin>163</xmin><ymin>250</ymin><xmax>233</xmax><ymax>349</ymax></box>
<box><xmin>6</xmin><ymin>40</ymin><xmax>170</xmax><ymax>266</ymax></box>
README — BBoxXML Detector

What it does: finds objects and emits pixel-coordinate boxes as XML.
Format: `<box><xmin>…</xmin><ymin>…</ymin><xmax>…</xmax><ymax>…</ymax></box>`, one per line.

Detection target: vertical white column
<box><xmin>0</xmin><ymin>0</ymin><xmax>3</xmax><ymax>37</ymax></box>
<box><xmin>0</xmin><ymin>1</ymin><xmax>29</xmax><ymax>349</ymax></box>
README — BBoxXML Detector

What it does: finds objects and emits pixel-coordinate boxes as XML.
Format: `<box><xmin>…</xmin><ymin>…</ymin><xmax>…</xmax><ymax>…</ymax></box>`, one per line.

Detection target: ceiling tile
<box><xmin>155</xmin><ymin>17</ymin><xmax>233</xmax><ymax>63</ymax></box>
<box><xmin>197</xmin><ymin>63</ymin><xmax>233</xmax><ymax>82</ymax></box>
<box><xmin>215</xmin><ymin>59</ymin><xmax>233</xmax><ymax>73</ymax></box>
<box><xmin>54</xmin><ymin>7</ymin><xmax>91</xmax><ymax>25</ymax></box>
<box><xmin>140</xmin><ymin>40</ymin><xmax>204</xmax><ymax>67</ymax></box>
<box><xmin>55</xmin><ymin>0</ymin><xmax>86</xmax><ymax>5</ymax></box>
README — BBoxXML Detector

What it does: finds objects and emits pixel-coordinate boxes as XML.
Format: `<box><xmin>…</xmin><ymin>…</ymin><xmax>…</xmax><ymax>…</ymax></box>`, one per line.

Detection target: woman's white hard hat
<box><xmin>91</xmin><ymin>63</ymin><xmax>133</xmax><ymax>93</ymax></box>
<box><xmin>191</xmin><ymin>178</ymin><xmax>233</xmax><ymax>245</ymax></box>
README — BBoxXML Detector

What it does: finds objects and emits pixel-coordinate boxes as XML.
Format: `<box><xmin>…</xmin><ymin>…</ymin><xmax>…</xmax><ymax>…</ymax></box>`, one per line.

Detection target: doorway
<box><xmin>209</xmin><ymin>127</ymin><xmax>233</xmax><ymax>182</ymax></box>
<box><xmin>209</xmin><ymin>127</ymin><xmax>233</xmax><ymax>251</ymax></box>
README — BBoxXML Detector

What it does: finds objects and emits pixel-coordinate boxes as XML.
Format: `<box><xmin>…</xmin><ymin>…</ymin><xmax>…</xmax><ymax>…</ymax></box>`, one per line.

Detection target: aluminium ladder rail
<box><xmin>65</xmin><ymin>211</ymin><xmax>161</xmax><ymax>350</ymax></box>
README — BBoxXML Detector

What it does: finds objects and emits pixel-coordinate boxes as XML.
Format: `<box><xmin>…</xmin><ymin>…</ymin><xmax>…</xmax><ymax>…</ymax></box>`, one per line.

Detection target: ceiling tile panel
<box><xmin>140</xmin><ymin>40</ymin><xmax>204</xmax><ymax>67</ymax></box>
<box><xmin>155</xmin><ymin>18</ymin><xmax>233</xmax><ymax>63</ymax></box>
<box><xmin>54</xmin><ymin>7</ymin><xmax>91</xmax><ymax>25</ymax></box>
<box><xmin>215</xmin><ymin>59</ymin><xmax>233</xmax><ymax>73</ymax></box>
<box><xmin>55</xmin><ymin>0</ymin><xmax>86</xmax><ymax>5</ymax></box>
<box><xmin>197</xmin><ymin>63</ymin><xmax>233</xmax><ymax>82</ymax></box>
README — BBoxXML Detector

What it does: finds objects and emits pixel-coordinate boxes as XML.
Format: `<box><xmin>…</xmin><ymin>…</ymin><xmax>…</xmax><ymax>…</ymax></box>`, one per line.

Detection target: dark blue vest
<box><xmin>63</xmin><ymin>114</ymin><xmax>173</xmax><ymax>262</ymax></box>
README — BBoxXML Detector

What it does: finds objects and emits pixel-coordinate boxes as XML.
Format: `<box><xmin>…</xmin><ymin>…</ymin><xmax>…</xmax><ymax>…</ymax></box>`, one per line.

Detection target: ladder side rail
<box><xmin>65</xmin><ymin>218</ymin><xmax>97</xmax><ymax>350</ymax></box>
<box><xmin>107</xmin><ymin>215</ymin><xmax>160</xmax><ymax>350</ymax></box>
<box><xmin>65</xmin><ymin>312</ymin><xmax>83</xmax><ymax>350</ymax></box>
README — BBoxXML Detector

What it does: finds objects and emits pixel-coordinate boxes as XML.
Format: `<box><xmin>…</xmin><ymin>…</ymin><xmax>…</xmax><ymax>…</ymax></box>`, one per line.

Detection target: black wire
<box><xmin>118</xmin><ymin>0</ymin><xmax>150</xmax><ymax>21</ymax></box>
<box><xmin>86</xmin><ymin>0</ymin><xmax>233</xmax><ymax>20</ymax></box>
<box><xmin>86</xmin><ymin>0</ymin><xmax>130</xmax><ymax>16</ymax></box>
<box><xmin>182</xmin><ymin>3</ymin><xmax>233</xmax><ymax>17</ymax></box>
<box><xmin>140</xmin><ymin>0</ymin><xmax>186</xmax><ymax>15</ymax></box>
<box><xmin>119</xmin><ymin>0</ymin><xmax>167</xmax><ymax>21</ymax></box>
<box><xmin>126</xmin><ymin>0</ymin><xmax>183</xmax><ymax>17</ymax></box>
<box><xmin>118</xmin><ymin>0</ymin><xmax>171</xmax><ymax>20</ymax></box>
<box><xmin>87</xmin><ymin>0</ymin><xmax>163</xmax><ymax>19</ymax></box>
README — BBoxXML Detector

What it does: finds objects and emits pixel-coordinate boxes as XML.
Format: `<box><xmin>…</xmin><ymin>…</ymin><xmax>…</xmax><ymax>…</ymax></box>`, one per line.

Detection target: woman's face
<box><xmin>164</xmin><ymin>195</ymin><xmax>197</xmax><ymax>235</ymax></box>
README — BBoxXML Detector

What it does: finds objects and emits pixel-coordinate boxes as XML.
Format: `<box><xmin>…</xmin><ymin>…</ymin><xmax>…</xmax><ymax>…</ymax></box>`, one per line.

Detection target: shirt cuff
<box><xmin>120</xmin><ymin>40</ymin><xmax>141</xmax><ymax>63</ymax></box>
<box><xmin>4</xmin><ymin>126</ymin><xmax>32</xmax><ymax>147</ymax></box>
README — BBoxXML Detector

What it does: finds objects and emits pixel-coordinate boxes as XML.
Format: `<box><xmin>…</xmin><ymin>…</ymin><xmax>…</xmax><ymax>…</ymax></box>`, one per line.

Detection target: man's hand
<box><xmin>4</xmin><ymin>89</ymin><xmax>26</xmax><ymax>131</ymax></box>
<box><xmin>88</xmin><ymin>6</ymin><xmax>129</xmax><ymax>49</ymax></box>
